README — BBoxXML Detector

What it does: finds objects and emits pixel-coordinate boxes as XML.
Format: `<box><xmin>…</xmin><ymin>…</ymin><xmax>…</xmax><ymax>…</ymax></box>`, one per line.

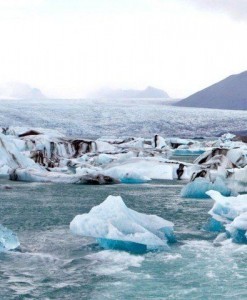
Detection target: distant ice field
<box><xmin>0</xmin><ymin>98</ymin><xmax>246</xmax><ymax>138</ymax></box>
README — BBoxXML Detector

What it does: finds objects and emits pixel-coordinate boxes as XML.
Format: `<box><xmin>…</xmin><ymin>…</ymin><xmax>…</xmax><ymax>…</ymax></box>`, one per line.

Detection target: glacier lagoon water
<box><xmin>0</xmin><ymin>98</ymin><xmax>246</xmax><ymax>138</ymax></box>
<box><xmin>0</xmin><ymin>179</ymin><xmax>247</xmax><ymax>299</ymax></box>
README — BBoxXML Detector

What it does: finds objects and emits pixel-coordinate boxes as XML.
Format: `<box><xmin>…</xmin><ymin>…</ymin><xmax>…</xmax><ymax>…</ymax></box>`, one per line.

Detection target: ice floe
<box><xmin>70</xmin><ymin>195</ymin><xmax>176</xmax><ymax>253</ymax></box>
<box><xmin>206</xmin><ymin>191</ymin><xmax>247</xmax><ymax>244</ymax></box>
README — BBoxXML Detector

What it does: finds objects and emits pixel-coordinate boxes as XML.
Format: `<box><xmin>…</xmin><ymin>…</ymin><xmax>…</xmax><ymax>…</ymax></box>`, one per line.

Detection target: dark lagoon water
<box><xmin>0</xmin><ymin>179</ymin><xmax>246</xmax><ymax>299</ymax></box>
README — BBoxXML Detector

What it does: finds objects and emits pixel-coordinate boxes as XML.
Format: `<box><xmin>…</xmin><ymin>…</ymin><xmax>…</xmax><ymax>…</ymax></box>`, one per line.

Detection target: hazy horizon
<box><xmin>0</xmin><ymin>0</ymin><xmax>247</xmax><ymax>99</ymax></box>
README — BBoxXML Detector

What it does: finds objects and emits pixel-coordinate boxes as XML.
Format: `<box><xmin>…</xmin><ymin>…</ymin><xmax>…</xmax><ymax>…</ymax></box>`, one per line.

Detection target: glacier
<box><xmin>1</xmin><ymin>99</ymin><xmax>246</xmax><ymax>138</ymax></box>
<box><xmin>70</xmin><ymin>195</ymin><xmax>176</xmax><ymax>253</ymax></box>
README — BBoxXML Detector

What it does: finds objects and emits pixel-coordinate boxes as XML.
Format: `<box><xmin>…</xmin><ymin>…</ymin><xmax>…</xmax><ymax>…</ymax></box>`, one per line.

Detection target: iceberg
<box><xmin>226</xmin><ymin>166</ymin><xmax>247</xmax><ymax>193</ymax></box>
<box><xmin>104</xmin><ymin>157</ymin><xmax>198</xmax><ymax>181</ymax></box>
<box><xmin>1</xmin><ymin>126</ymin><xmax>245</xmax><ymax>187</ymax></box>
<box><xmin>207</xmin><ymin>191</ymin><xmax>247</xmax><ymax>224</ymax></box>
<box><xmin>103</xmin><ymin>158</ymin><xmax>174</xmax><ymax>180</ymax></box>
<box><xmin>226</xmin><ymin>212</ymin><xmax>247</xmax><ymax>243</ymax></box>
<box><xmin>9</xmin><ymin>168</ymin><xmax>118</xmax><ymax>184</ymax></box>
<box><xmin>9</xmin><ymin>168</ymin><xmax>82</xmax><ymax>183</ymax></box>
<box><xmin>0</xmin><ymin>133</ymin><xmax>41</xmax><ymax>177</ymax></box>
<box><xmin>195</xmin><ymin>147</ymin><xmax>247</xmax><ymax>168</ymax></box>
<box><xmin>206</xmin><ymin>191</ymin><xmax>247</xmax><ymax>244</ymax></box>
<box><xmin>70</xmin><ymin>195</ymin><xmax>176</xmax><ymax>253</ymax></box>
<box><xmin>181</xmin><ymin>177</ymin><xmax>232</xmax><ymax>198</ymax></box>
<box><xmin>119</xmin><ymin>172</ymin><xmax>150</xmax><ymax>184</ymax></box>
<box><xmin>0</xmin><ymin>224</ymin><xmax>20</xmax><ymax>251</ymax></box>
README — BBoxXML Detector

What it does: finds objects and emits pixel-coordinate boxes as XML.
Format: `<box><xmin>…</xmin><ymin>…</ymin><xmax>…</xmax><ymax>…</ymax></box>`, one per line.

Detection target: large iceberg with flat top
<box><xmin>70</xmin><ymin>195</ymin><xmax>175</xmax><ymax>253</ymax></box>
<box><xmin>0</xmin><ymin>224</ymin><xmax>20</xmax><ymax>251</ymax></box>
<box><xmin>103</xmin><ymin>157</ymin><xmax>199</xmax><ymax>181</ymax></box>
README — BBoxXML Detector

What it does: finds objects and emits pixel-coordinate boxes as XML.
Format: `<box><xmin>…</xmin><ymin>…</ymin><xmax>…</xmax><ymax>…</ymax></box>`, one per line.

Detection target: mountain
<box><xmin>89</xmin><ymin>86</ymin><xmax>170</xmax><ymax>99</ymax></box>
<box><xmin>0</xmin><ymin>82</ymin><xmax>46</xmax><ymax>100</ymax></box>
<box><xmin>175</xmin><ymin>71</ymin><xmax>247</xmax><ymax>110</ymax></box>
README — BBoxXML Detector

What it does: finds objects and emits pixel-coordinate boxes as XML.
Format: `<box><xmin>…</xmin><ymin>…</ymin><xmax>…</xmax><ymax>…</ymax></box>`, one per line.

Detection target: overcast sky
<box><xmin>0</xmin><ymin>0</ymin><xmax>247</xmax><ymax>98</ymax></box>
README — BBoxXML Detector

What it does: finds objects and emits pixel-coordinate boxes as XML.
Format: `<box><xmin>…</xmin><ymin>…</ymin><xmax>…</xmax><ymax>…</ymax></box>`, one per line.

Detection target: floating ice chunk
<box><xmin>119</xmin><ymin>172</ymin><xmax>150</xmax><ymax>184</ymax></box>
<box><xmin>104</xmin><ymin>157</ymin><xmax>199</xmax><ymax>181</ymax></box>
<box><xmin>0</xmin><ymin>224</ymin><xmax>20</xmax><ymax>251</ymax></box>
<box><xmin>181</xmin><ymin>177</ymin><xmax>232</xmax><ymax>198</ymax></box>
<box><xmin>206</xmin><ymin>191</ymin><xmax>247</xmax><ymax>244</ymax></box>
<box><xmin>70</xmin><ymin>195</ymin><xmax>175</xmax><ymax>253</ymax></box>
<box><xmin>9</xmin><ymin>168</ymin><xmax>118</xmax><ymax>184</ymax></box>
<box><xmin>104</xmin><ymin>158</ymin><xmax>174</xmax><ymax>180</ymax></box>
<box><xmin>9</xmin><ymin>168</ymin><xmax>81</xmax><ymax>183</ymax></box>
<box><xmin>207</xmin><ymin>191</ymin><xmax>247</xmax><ymax>223</ymax></box>
<box><xmin>195</xmin><ymin>147</ymin><xmax>247</xmax><ymax>168</ymax></box>
<box><xmin>226</xmin><ymin>212</ymin><xmax>247</xmax><ymax>244</ymax></box>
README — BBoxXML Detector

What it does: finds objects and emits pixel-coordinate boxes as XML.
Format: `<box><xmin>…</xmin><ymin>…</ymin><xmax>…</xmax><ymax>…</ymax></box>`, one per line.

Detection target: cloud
<box><xmin>0</xmin><ymin>0</ymin><xmax>246</xmax><ymax>98</ymax></box>
<box><xmin>0</xmin><ymin>0</ymin><xmax>44</xmax><ymax>8</ymax></box>
<box><xmin>183</xmin><ymin>0</ymin><xmax>247</xmax><ymax>21</ymax></box>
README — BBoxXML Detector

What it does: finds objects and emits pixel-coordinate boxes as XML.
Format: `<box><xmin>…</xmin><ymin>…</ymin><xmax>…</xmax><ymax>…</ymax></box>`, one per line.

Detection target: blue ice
<box><xmin>181</xmin><ymin>177</ymin><xmax>232</xmax><ymax>199</ymax></box>
<box><xmin>70</xmin><ymin>195</ymin><xmax>175</xmax><ymax>253</ymax></box>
